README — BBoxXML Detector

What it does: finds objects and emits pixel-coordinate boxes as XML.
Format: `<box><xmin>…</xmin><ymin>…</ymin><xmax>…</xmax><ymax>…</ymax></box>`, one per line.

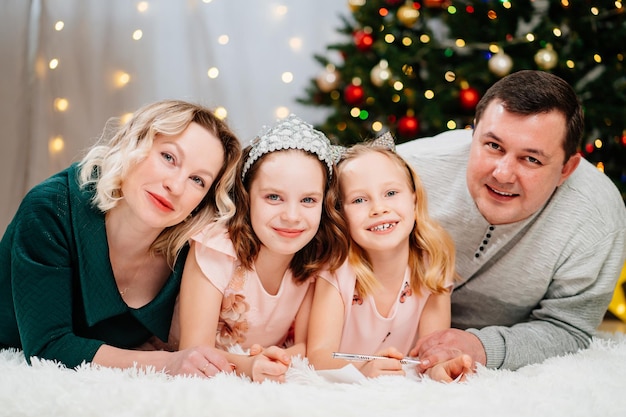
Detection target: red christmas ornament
<box><xmin>353</xmin><ymin>30</ymin><xmax>374</xmax><ymax>52</ymax></box>
<box><xmin>344</xmin><ymin>84</ymin><xmax>365</xmax><ymax>105</ymax></box>
<box><xmin>585</xmin><ymin>143</ymin><xmax>594</xmax><ymax>154</ymax></box>
<box><xmin>459</xmin><ymin>87</ymin><xmax>480</xmax><ymax>111</ymax></box>
<box><xmin>424</xmin><ymin>0</ymin><xmax>444</xmax><ymax>8</ymax></box>
<box><xmin>397</xmin><ymin>115</ymin><xmax>420</xmax><ymax>138</ymax></box>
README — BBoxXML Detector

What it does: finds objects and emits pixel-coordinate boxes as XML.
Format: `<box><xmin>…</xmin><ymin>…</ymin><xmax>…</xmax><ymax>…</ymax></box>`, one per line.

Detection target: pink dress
<box><xmin>191</xmin><ymin>225</ymin><xmax>313</xmax><ymax>350</ymax></box>
<box><xmin>318</xmin><ymin>261</ymin><xmax>443</xmax><ymax>355</ymax></box>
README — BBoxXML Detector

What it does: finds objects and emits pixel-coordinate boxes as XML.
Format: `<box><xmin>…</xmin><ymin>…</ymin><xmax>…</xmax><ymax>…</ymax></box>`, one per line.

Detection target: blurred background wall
<box><xmin>0</xmin><ymin>0</ymin><xmax>347</xmax><ymax>233</ymax></box>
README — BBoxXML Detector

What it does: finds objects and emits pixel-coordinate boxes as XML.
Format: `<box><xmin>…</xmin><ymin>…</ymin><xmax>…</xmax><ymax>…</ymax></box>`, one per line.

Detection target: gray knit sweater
<box><xmin>397</xmin><ymin>129</ymin><xmax>626</xmax><ymax>370</ymax></box>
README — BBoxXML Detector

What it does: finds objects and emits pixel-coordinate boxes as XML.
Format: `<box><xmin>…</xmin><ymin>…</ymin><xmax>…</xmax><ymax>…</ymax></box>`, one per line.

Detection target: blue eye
<box><xmin>161</xmin><ymin>152</ymin><xmax>175</xmax><ymax>163</ymax></box>
<box><xmin>352</xmin><ymin>197</ymin><xmax>365</xmax><ymax>204</ymax></box>
<box><xmin>526</xmin><ymin>156</ymin><xmax>543</xmax><ymax>165</ymax></box>
<box><xmin>267</xmin><ymin>194</ymin><xmax>280</xmax><ymax>201</ymax></box>
<box><xmin>191</xmin><ymin>176</ymin><xmax>205</xmax><ymax>187</ymax></box>
<box><xmin>386</xmin><ymin>190</ymin><xmax>397</xmax><ymax>197</ymax></box>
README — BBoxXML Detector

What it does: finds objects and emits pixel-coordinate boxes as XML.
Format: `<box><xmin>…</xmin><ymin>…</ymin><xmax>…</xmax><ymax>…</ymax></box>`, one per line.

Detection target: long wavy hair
<box><xmin>337</xmin><ymin>144</ymin><xmax>458</xmax><ymax>297</ymax></box>
<box><xmin>78</xmin><ymin>99</ymin><xmax>242</xmax><ymax>267</ymax></box>
<box><xmin>228</xmin><ymin>147</ymin><xmax>349</xmax><ymax>283</ymax></box>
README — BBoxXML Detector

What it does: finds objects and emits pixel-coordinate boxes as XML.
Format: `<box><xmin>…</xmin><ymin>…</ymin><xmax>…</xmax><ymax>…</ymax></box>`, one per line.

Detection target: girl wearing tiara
<box><xmin>307</xmin><ymin>135</ymin><xmax>472</xmax><ymax>381</ymax></box>
<box><xmin>174</xmin><ymin>115</ymin><xmax>349</xmax><ymax>382</ymax></box>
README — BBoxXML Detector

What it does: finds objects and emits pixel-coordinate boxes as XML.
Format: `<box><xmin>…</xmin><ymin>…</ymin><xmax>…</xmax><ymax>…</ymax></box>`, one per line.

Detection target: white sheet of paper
<box><xmin>316</xmin><ymin>364</ymin><xmax>367</xmax><ymax>383</ymax></box>
<box><xmin>315</xmin><ymin>363</ymin><xmax>438</xmax><ymax>383</ymax></box>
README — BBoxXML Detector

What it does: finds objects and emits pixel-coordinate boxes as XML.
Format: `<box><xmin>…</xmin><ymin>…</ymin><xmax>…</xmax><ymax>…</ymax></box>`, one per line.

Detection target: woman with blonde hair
<box><xmin>0</xmin><ymin>99</ymin><xmax>241</xmax><ymax>378</ymax></box>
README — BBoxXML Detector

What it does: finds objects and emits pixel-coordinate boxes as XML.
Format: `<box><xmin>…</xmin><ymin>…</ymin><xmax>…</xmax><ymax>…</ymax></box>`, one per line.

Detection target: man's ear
<box><xmin>558</xmin><ymin>153</ymin><xmax>581</xmax><ymax>186</ymax></box>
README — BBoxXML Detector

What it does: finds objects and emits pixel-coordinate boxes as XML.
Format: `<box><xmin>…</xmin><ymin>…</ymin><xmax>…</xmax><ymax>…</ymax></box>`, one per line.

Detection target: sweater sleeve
<box><xmin>10</xmin><ymin>180</ymin><xmax>103</xmax><ymax>367</ymax></box>
<box><xmin>469</xmin><ymin>227</ymin><xmax>626</xmax><ymax>370</ymax></box>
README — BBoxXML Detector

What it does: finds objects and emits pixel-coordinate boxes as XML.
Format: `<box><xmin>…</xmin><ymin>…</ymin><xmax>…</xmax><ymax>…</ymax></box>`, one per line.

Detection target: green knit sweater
<box><xmin>0</xmin><ymin>164</ymin><xmax>187</xmax><ymax>368</ymax></box>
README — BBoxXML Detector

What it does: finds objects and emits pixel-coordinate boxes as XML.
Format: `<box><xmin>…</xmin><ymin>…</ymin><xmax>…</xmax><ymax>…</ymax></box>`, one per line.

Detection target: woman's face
<box><xmin>248</xmin><ymin>150</ymin><xmax>326</xmax><ymax>259</ymax></box>
<box><xmin>120</xmin><ymin>122</ymin><xmax>225</xmax><ymax>230</ymax></box>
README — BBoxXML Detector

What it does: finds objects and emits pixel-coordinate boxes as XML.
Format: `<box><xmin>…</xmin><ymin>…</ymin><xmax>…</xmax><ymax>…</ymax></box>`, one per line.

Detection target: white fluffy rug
<box><xmin>2</xmin><ymin>333</ymin><xmax>625</xmax><ymax>417</ymax></box>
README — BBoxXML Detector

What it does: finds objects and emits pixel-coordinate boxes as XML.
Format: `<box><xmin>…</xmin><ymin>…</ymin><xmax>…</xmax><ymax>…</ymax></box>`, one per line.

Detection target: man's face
<box><xmin>466</xmin><ymin>100</ymin><xmax>580</xmax><ymax>225</ymax></box>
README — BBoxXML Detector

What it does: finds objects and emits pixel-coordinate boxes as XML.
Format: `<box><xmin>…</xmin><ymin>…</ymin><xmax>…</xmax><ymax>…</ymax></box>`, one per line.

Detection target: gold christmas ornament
<box><xmin>488</xmin><ymin>51</ymin><xmax>513</xmax><ymax>77</ymax></box>
<box><xmin>397</xmin><ymin>4</ymin><xmax>420</xmax><ymax>27</ymax></box>
<box><xmin>316</xmin><ymin>65</ymin><xmax>341</xmax><ymax>93</ymax></box>
<box><xmin>348</xmin><ymin>0</ymin><xmax>366</xmax><ymax>12</ymax></box>
<box><xmin>608</xmin><ymin>263</ymin><xmax>626</xmax><ymax>322</ymax></box>
<box><xmin>370</xmin><ymin>60</ymin><xmax>392</xmax><ymax>87</ymax></box>
<box><xmin>534</xmin><ymin>44</ymin><xmax>558</xmax><ymax>70</ymax></box>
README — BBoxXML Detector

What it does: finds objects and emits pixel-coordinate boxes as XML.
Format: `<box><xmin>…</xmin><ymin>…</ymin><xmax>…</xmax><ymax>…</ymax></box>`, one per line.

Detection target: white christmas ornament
<box><xmin>534</xmin><ymin>44</ymin><xmax>558</xmax><ymax>70</ymax></box>
<box><xmin>370</xmin><ymin>60</ymin><xmax>391</xmax><ymax>87</ymax></box>
<box><xmin>488</xmin><ymin>51</ymin><xmax>513</xmax><ymax>77</ymax></box>
<box><xmin>316</xmin><ymin>65</ymin><xmax>340</xmax><ymax>92</ymax></box>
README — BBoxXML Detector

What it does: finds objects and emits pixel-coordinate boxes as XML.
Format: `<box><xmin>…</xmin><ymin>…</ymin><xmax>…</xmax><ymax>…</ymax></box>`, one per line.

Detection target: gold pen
<box><xmin>332</xmin><ymin>352</ymin><xmax>421</xmax><ymax>365</ymax></box>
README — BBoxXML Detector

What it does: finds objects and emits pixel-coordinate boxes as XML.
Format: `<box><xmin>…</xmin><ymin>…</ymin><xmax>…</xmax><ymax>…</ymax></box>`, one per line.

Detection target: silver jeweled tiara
<box><xmin>241</xmin><ymin>114</ymin><xmax>334</xmax><ymax>180</ymax></box>
<box><xmin>331</xmin><ymin>131</ymin><xmax>397</xmax><ymax>163</ymax></box>
<box><xmin>371</xmin><ymin>131</ymin><xmax>396</xmax><ymax>151</ymax></box>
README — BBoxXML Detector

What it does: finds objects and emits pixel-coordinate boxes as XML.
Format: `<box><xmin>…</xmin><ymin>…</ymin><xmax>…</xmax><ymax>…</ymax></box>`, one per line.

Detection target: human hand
<box><xmin>424</xmin><ymin>354</ymin><xmax>474</xmax><ymax>383</ymax></box>
<box><xmin>165</xmin><ymin>346</ymin><xmax>232</xmax><ymax>378</ymax></box>
<box><xmin>248</xmin><ymin>343</ymin><xmax>264</xmax><ymax>356</ymax></box>
<box><xmin>135</xmin><ymin>335</ymin><xmax>175</xmax><ymax>352</ymax></box>
<box><xmin>357</xmin><ymin>347</ymin><xmax>406</xmax><ymax>378</ymax></box>
<box><xmin>410</xmin><ymin>329</ymin><xmax>486</xmax><ymax>373</ymax></box>
<box><xmin>249</xmin><ymin>345</ymin><xmax>291</xmax><ymax>383</ymax></box>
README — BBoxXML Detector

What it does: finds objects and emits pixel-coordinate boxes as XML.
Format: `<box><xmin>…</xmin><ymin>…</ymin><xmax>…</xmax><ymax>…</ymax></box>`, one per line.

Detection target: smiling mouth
<box><xmin>368</xmin><ymin>222</ymin><xmax>396</xmax><ymax>232</ymax></box>
<box><xmin>275</xmin><ymin>228</ymin><xmax>304</xmax><ymax>237</ymax></box>
<box><xmin>487</xmin><ymin>185</ymin><xmax>518</xmax><ymax>197</ymax></box>
<box><xmin>148</xmin><ymin>192</ymin><xmax>174</xmax><ymax>211</ymax></box>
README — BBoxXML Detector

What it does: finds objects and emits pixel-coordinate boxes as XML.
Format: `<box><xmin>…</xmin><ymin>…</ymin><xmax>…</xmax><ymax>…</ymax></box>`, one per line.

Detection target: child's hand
<box><xmin>248</xmin><ymin>343</ymin><xmax>264</xmax><ymax>356</ymax></box>
<box><xmin>357</xmin><ymin>347</ymin><xmax>405</xmax><ymax>378</ymax></box>
<box><xmin>423</xmin><ymin>354</ymin><xmax>474</xmax><ymax>383</ymax></box>
<box><xmin>249</xmin><ymin>345</ymin><xmax>291</xmax><ymax>383</ymax></box>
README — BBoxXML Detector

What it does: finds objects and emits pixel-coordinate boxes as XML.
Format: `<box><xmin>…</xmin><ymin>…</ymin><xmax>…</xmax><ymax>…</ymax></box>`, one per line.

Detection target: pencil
<box><xmin>332</xmin><ymin>352</ymin><xmax>421</xmax><ymax>365</ymax></box>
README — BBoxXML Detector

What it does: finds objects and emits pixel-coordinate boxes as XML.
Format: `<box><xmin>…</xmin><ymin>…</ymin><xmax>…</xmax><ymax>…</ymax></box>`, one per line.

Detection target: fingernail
<box><xmin>421</xmin><ymin>359</ymin><xmax>430</xmax><ymax>366</ymax></box>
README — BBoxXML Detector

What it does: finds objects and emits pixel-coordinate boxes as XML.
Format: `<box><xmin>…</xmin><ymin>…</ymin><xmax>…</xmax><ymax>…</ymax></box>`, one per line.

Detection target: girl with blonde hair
<box><xmin>308</xmin><ymin>134</ymin><xmax>471</xmax><ymax>380</ymax></box>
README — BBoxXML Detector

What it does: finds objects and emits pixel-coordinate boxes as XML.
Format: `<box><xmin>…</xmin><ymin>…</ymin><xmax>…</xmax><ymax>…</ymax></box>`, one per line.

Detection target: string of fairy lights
<box><xmin>44</xmin><ymin>0</ymin><xmax>317</xmax><ymax>158</ymax></box>
<box><xmin>319</xmin><ymin>0</ymin><xmax>625</xmax><ymax>169</ymax></box>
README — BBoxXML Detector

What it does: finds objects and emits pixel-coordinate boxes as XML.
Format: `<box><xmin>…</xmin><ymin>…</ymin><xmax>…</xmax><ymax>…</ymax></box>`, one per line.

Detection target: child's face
<box><xmin>248</xmin><ymin>150</ymin><xmax>326</xmax><ymax>259</ymax></box>
<box><xmin>339</xmin><ymin>151</ymin><xmax>416</xmax><ymax>256</ymax></box>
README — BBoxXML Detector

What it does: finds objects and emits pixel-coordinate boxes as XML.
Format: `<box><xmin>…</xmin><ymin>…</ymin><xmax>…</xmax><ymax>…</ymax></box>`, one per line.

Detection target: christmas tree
<box><xmin>298</xmin><ymin>0</ymin><xmax>626</xmax><ymax>202</ymax></box>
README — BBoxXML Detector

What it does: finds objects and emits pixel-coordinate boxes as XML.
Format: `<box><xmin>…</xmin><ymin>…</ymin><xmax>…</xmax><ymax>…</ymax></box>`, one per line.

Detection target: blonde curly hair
<box><xmin>78</xmin><ymin>99</ymin><xmax>242</xmax><ymax>267</ymax></box>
